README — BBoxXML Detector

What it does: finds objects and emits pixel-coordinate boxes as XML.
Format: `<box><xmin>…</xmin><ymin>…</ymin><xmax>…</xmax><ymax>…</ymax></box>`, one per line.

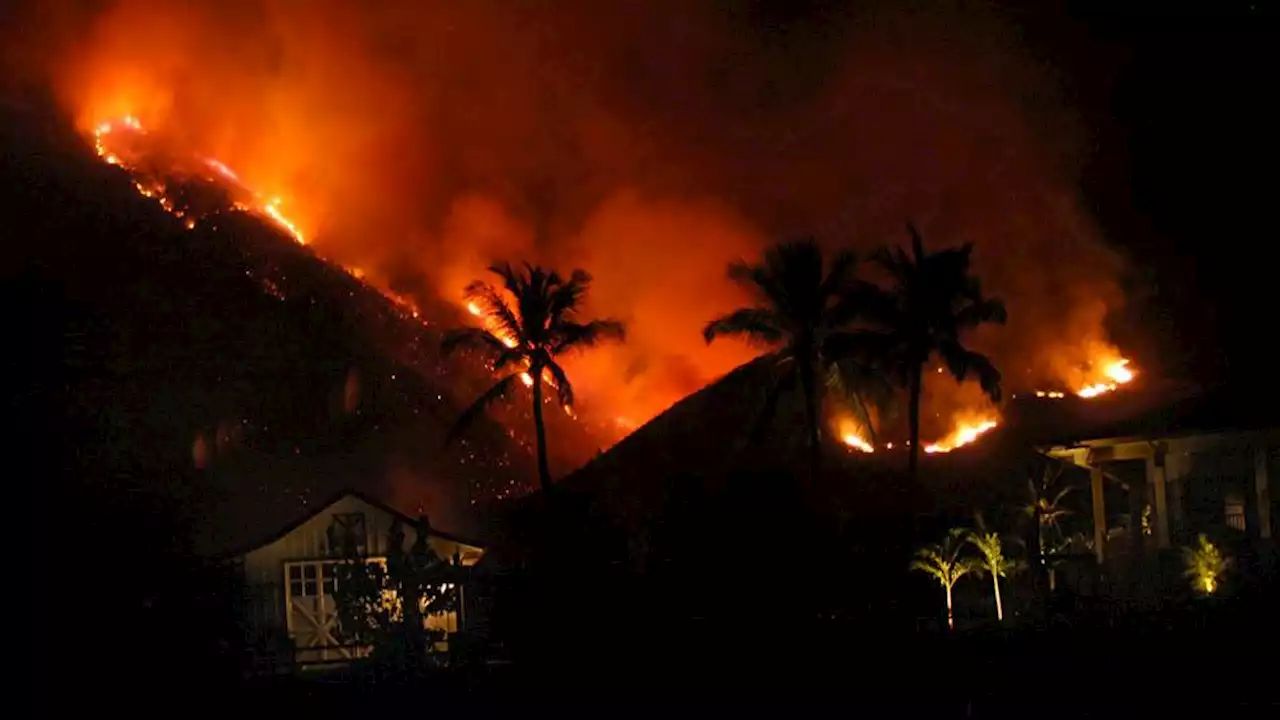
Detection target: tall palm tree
<box><xmin>1024</xmin><ymin>461</ymin><xmax>1076</xmax><ymax>590</ymax></box>
<box><xmin>911</xmin><ymin>527</ymin><xmax>979</xmax><ymax>630</ymax></box>
<box><xmin>863</xmin><ymin>224</ymin><xmax>1007</xmax><ymax>483</ymax></box>
<box><xmin>967</xmin><ymin>516</ymin><xmax>1015</xmax><ymax>621</ymax></box>
<box><xmin>442</xmin><ymin>262</ymin><xmax>625</xmax><ymax>493</ymax></box>
<box><xmin>703</xmin><ymin>238</ymin><xmax>883</xmax><ymax>479</ymax></box>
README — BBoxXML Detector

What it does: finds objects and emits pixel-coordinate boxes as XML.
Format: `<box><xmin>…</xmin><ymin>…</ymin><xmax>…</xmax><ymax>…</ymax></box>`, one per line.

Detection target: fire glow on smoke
<box><xmin>93</xmin><ymin>116</ymin><xmax>307</xmax><ymax>245</ymax></box>
<box><xmin>88</xmin><ymin>111</ymin><xmax>1137</xmax><ymax>458</ymax></box>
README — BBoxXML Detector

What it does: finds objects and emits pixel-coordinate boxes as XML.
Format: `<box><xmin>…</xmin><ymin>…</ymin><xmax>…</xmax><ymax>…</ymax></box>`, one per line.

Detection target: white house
<box><xmin>224</xmin><ymin>489</ymin><xmax>485</xmax><ymax>670</ymax></box>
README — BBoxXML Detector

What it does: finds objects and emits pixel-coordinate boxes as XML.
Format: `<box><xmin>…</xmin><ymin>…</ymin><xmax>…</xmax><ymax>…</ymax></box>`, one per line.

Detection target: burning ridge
<box><xmin>88</xmin><ymin>114</ymin><xmax>608</xmax><ymax>501</ymax></box>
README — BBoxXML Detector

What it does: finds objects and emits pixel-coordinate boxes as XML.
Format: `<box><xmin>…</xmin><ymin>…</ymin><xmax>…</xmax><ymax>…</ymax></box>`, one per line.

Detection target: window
<box><xmin>1225</xmin><ymin>493</ymin><xmax>1246</xmax><ymax>532</ymax></box>
<box><xmin>286</xmin><ymin>561</ymin><xmax>341</xmax><ymax>598</ymax></box>
<box><xmin>326</xmin><ymin>512</ymin><xmax>368</xmax><ymax>556</ymax></box>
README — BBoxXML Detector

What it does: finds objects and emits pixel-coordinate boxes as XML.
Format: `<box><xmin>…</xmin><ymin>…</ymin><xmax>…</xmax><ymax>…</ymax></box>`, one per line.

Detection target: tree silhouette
<box><xmin>1024</xmin><ymin>461</ymin><xmax>1076</xmax><ymax>589</ymax></box>
<box><xmin>967</xmin><ymin>516</ymin><xmax>1016</xmax><ymax>621</ymax></box>
<box><xmin>862</xmin><ymin>224</ymin><xmax>1006</xmax><ymax>483</ymax></box>
<box><xmin>911</xmin><ymin>527</ymin><xmax>980</xmax><ymax>630</ymax></box>
<box><xmin>703</xmin><ymin>238</ymin><xmax>886</xmax><ymax>479</ymax></box>
<box><xmin>442</xmin><ymin>262</ymin><xmax>625</xmax><ymax>493</ymax></box>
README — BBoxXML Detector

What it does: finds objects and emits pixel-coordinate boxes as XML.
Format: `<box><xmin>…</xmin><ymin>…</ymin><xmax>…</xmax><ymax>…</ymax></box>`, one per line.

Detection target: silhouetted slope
<box><xmin>3</xmin><ymin>96</ymin><xmax>594</xmax><ymax>551</ymax></box>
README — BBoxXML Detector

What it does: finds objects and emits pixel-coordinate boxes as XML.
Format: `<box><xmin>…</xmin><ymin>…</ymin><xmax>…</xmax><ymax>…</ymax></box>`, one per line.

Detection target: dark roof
<box><xmin>212</xmin><ymin>487</ymin><xmax>484</xmax><ymax>561</ymax></box>
<box><xmin>1019</xmin><ymin>383</ymin><xmax>1278</xmax><ymax>448</ymax></box>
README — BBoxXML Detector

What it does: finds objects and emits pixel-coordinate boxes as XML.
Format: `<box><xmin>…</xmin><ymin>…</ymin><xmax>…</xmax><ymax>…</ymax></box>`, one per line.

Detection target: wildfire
<box><xmin>1076</xmin><ymin>358</ymin><xmax>1135</xmax><ymax>398</ymax></box>
<box><xmin>924</xmin><ymin>417</ymin><xmax>998</xmax><ymax>454</ymax></box>
<box><xmin>835</xmin><ymin>415</ymin><xmax>874</xmax><ymax>453</ymax></box>
<box><xmin>1027</xmin><ymin>357</ymin><xmax>1137</xmax><ymax>400</ymax></box>
<box><xmin>91</xmin><ymin>116</ymin><xmax>307</xmax><ymax>245</ymax></box>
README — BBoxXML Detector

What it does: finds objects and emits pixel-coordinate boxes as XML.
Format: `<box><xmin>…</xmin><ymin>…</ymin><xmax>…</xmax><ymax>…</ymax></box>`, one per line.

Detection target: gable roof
<box><xmin>213</xmin><ymin>487</ymin><xmax>484</xmax><ymax>561</ymax></box>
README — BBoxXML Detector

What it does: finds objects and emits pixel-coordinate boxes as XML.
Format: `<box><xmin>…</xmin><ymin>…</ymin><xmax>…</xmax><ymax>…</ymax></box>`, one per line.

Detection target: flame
<box><xmin>834</xmin><ymin>415</ymin><xmax>874</xmax><ymax>453</ymax></box>
<box><xmin>91</xmin><ymin>116</ymin><xmax>307</xmax><ymax>245</ymax></box>
<box><xmin>924</xmin><ymin>416</ymin><xmax>998</xmax><ymax>454</ymax></box>
<box><xmin>1076</xmin><ymin>358</ymin><xmax>1135</xmax><ymax>398</ymax></box>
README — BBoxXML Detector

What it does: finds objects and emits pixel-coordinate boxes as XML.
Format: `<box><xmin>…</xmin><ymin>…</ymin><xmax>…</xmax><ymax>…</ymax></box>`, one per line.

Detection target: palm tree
<box><xmin>1182</xmin><ymin>534</ymin><xmax>1229</xmax><ymax>596</ymax></box>
<box><xmin>911</xmin><ymin>527</ymin><xmax>980</xmax><ymax>630</ymax></box>
<box><xmin>967</xmin><ymin>517</ymin><xmax>1015</xmax><ymax>621</ymax></box>
<box><xmin>442</xmin><ymin>262</ymin><xmax>625</xmax><ymax>493</ymax></box>
<box><xmin>862</xmin><ymin>224</ymin><xmax>1007</xmax><ymax>483</ymax></box>
<box><xmin>703</xmin><ymin>238</ymin><xmax>884</xmax><ymax>480</ymax></box>
<box><xmin>1024</xmin><ymin>461</ymin><xmax>1076</xmax><ymax>589</ymax></box>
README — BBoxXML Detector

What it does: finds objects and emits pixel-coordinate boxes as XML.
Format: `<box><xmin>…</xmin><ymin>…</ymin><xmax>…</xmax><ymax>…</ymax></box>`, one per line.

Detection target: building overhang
<box><xmin>1037</xmin><ymin>427</ymin><xmax>1279</xmax><ymax>469</ymax></box>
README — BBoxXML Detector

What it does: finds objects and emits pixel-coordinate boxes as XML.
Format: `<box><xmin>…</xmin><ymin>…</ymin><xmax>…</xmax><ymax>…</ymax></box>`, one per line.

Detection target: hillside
<box><xmin>4</xmin><ymin>95</ymin><xmax>599</xmax><ymax>550</ymax></box>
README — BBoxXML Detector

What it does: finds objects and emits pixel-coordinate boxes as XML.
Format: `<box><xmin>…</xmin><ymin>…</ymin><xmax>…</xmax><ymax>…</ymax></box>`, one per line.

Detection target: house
<box><xmin>1034</xmin><ymin>387</ymin><xmax>1275</xmax><ymax>583</ymax></box>
<box><xmin>222</xmin><ymin>488</ymin><xmax>485</xmax><ymax>669</ymax></box>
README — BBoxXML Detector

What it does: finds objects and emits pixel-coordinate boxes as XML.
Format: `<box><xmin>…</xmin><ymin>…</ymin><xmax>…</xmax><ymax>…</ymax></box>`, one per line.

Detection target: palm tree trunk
<box><xmin>992</xmin><ymin>575</ymin><xmax>1003</xmax><ymax>621</ymax></box>
<box><xmin>531</xmin><ymin>366</ymin><xmax>552</xmax><ymax>494</ymax></box>
<box><xmin>798</xmin><ymin>355</ymin><xmax>821</xmax><ymax>482</ymax></box>
<box><xmin>907</xmin><ymin>360</ymin><xmax>923</xmax><ymax>484</ymax></box>
<box><xmin>945</xmin><ymin>584</ymin><xmax>955</xmax><ymax>630</ymax></box>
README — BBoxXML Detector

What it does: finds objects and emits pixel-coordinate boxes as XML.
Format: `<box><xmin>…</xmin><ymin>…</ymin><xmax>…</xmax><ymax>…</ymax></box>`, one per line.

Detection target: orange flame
<box><xmin>91</xmin><ymin>115</ymin><xmax>307</xmax><ymax>245</ymax></box>
<box><xmin>1076</xmin><ymin>358</ymin><xmax>1135</xmax><ymax>398</ymax></box>
<box><xmin>924</xmin><ymin>416</ymin><xmax>998</xmax><ymax>454</ymax></box>
<box><xmin>834</xmin><ymin>415</ymin><xmax>874</xmax><ymax>453</ymax></box>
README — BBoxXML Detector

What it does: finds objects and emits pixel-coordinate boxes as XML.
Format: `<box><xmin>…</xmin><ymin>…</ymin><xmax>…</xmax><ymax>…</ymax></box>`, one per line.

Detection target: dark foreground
<box><xmin>58</xmin><ymin>597</ymin><xmax>1280</xmax><ymax>716</ymax></box>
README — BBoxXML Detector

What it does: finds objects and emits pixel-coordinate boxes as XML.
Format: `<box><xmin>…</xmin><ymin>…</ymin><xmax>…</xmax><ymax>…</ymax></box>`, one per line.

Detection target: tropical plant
<box><xmin>703</xmin><ymin>238</ymin><xmax>888</xmax><ymax>479</ymax></box>
<box><xmin>332</xmin><ymin>516</ymin><xmax>465</xmax><ymax>677</ymax></box>
<box><xmin>911</xmin><ymin>527</ymin><xmax>980</xmax><ymax>630</ymax></box>
<box><xmin>1182</xmin><ymin>534</ymin><xmax>1229</xmax><ymax>596</ymax></box>
<box><xmin>861</xmin><ymin>224</ymin><xmax>1006</xmax><ymax>483</ymax></box>
<box><xmin>967</xmin><ymin>516</ymin><xmax>1016</xmax><ymax>621</ymax></box>
<box><xmin>442</xmin><ymin>262</ymin><xmax>625</xmax><ymax>493</ymax></box>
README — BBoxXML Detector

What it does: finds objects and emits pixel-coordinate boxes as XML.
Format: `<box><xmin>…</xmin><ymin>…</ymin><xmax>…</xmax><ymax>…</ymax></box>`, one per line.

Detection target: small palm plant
<box><xmin>967</xmin><ymin>518</ymin><xmax>1015</xmax><ymax>621</ymax></box>
<box><xmin>911</xmin><ymin>528</ymin><xmax>980</xmax><ymax>630</ymax></box>
<box><xmin>1182</xmin><ymin>534</ymin><xmax>1229</xmax><ymax>596</ymax></box>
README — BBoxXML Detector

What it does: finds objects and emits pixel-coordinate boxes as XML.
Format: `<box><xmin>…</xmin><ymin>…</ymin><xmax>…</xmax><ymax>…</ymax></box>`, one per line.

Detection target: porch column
<box><xmin>1147</xmin><ymin>454</ymin><xmax>1170</xmax><ymax>549</ymax></box>
<box><xmin>1091</xmin><ymin>465</ymin><xmax>1106</xmax><ymax>564</ymax></box>
<box><xmin>1256</xmin><ymin>445</ymin><xmax>1272</xmax><ymax>540</ymax></box>
<box><xmin>1166</xmin><ymin>448</ymin><xmax>1185</xmax><ymax>538</ymax></box>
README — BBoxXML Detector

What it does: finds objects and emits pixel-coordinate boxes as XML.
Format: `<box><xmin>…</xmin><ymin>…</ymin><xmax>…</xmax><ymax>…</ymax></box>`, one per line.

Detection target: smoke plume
<box><xmin>16</xmin><ymin>0</ymin><xmax>1130</xmax><ymax>445</ymax></box>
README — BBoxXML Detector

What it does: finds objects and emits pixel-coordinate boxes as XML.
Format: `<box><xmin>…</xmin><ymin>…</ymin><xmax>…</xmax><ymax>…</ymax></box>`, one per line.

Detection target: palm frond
<box><xmin>703</xmin><ymin>307</ymin><xmax>785</xmax><ymax>346</ymax></box>
<box><xmin>910</xmin><ymin>559</ymin><xmax>947</xmax><ymax>583</ymax></box>
<box><xmin>445</xmin><ymin>374</ymin><xmax>519</xmax><ymax>445</ymax></box>
<box><xmin>938</xmin><ymin>344</ymin><xmax>1003</xmax><ymax>403</ymax></box>
<box><xmin>955</xmin><ymin>296</ymin><xmax>1008</xmax><ymax>329</ymax></box>
<box><xmin>544</xmin><ymin>360</ymin><xmax>575</xmax><ymax>408</ymax></box>
<box><xmin>825</xmin><ymin>360</ymin><xmax>884</xmax><ymax>444</ymax></box>
<box><xmin>441</xmin><ymin>327</ymin><xmax>513</xmax><ymax>358</ymax></box>
<box><xmin>487</xmin><ymin>261</ymin><xmax>524</xmax><ymax>299</ymax></box>
<box><xmin>462</xmin><ymin>280</ymin><xmax>524</xmax><ymax>345</ymax></box>
<box><xmin>552</xmin><ymin>318</ymin><xmax>626</xmax><ymax>355</ymax></box>
<box><xmin>492</xmin><ymin>346</ymin><xmax>529</xmax><ymax>372</ymax></box>
<box><xmin>547</xmin><ymin>268</ymin><xmax>592</xmax><ymax>320</ymax></box>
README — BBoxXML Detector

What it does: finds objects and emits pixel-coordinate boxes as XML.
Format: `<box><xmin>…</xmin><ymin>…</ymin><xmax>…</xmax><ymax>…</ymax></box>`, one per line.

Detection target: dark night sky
<box><xmin>743</xmin><ymin>0</ymin><xmax>1276</xmax><ymax>394</ymax></box>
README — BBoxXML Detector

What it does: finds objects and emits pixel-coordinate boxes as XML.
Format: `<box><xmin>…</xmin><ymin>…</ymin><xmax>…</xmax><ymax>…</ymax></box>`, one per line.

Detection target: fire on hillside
<box><xmin>89</xmin><ymin>112</ymin><xmax>1138</xmax><ymax>460</ymax></box>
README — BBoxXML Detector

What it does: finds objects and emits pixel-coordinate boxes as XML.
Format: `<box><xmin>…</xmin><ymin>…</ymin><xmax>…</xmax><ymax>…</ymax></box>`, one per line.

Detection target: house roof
<box><xmin>212</xmin><ymin>487</ymin><xmax>485</xmax><ymax>561</ymax></box>
<box><xmin>1025</xmin><ymin>382</ymin><xmax>1276</xmax><ymax>450</ymax></box>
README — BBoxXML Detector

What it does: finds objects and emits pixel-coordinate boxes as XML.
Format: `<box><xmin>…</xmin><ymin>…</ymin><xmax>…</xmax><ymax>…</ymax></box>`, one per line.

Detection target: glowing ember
<box><xmin>924</xmin><ymin>417</ymin><xmax>998</xmax><ymax>454</ymax></box>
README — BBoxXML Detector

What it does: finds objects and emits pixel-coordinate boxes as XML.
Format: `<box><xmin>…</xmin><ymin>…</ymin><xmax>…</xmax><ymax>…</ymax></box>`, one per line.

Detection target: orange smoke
<box><xmin>24</xmin><ymin>0</ymin><xmax>1148</xmax><ymax>459</ymax></box>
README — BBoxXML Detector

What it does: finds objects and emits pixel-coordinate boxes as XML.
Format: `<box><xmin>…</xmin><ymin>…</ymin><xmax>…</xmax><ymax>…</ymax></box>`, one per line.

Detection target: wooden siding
<box><xmin>238</xmin><ymin>492</ymin><xmax>483</xmax><ymax>653</ymax></box>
